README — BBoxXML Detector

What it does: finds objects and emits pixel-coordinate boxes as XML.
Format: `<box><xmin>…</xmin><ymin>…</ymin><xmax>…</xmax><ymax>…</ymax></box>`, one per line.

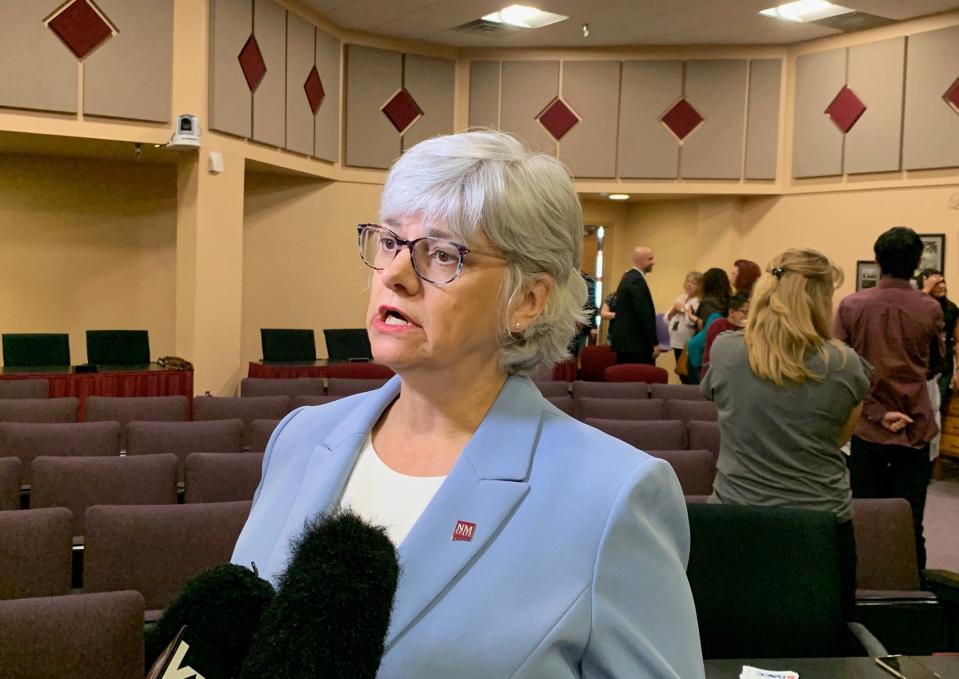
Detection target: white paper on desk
<box><xmin>740</xmin><ymin>666</ymin><xmax>799</xmax><ymax>679</ymax></box>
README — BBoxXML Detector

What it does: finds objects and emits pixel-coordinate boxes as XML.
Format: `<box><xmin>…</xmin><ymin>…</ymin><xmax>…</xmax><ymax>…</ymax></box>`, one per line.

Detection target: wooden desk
<box><xmin>706</xmin><ymin>655</ymin><xmax>959</xmax><ymax>678</ymax></box>
<box><xmin>248</xmin><ymin>360</ymin><xmax>331</xmax><ymax>379</ymax></box>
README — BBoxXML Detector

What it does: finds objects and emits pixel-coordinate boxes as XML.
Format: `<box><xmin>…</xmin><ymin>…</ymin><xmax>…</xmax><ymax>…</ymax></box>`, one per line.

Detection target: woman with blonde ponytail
<box><xmin>701</xmin><ymin>248</ymin><xmax>871</xmax><ymax>619</ymax></box>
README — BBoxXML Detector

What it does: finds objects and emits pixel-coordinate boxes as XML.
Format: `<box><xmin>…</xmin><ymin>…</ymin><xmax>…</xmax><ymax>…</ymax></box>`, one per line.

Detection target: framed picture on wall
<box><xmin>856</xmin><ymin>261</ymin><xmax>880</xmax><ymax>291</ymax></box>
<box><xmin>918</xmin><ymin>233</ymin><xmax>946</xmax><ymax>274</ymax></box>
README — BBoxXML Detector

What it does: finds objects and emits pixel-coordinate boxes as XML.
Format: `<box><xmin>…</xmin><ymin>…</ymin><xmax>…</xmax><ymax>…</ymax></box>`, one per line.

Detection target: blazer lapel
<box><xmin>385</xmin><ymin>376</ymin><xmax>542</xmax><ymax>649</ymax></box>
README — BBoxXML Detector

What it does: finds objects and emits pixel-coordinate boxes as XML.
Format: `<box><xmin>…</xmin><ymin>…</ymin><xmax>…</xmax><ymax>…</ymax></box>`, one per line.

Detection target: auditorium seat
<box><xmin>604</xmin><ymin>364</ymin><xmax>669</xmax><ymax>384</ymax></box>
<box><xmin>84</xmin><ymin>395</ymin><xmax>188</xmax><ymax>425</ymax></box>
<box><xmin>585</xmin><ymin>419</ymin><xmax>686</xmax><ymax>450</ymax></box>
<box><xmin>0</xmin><ymin>398</ymin><xmax>78</xmax><ymax>423</ymax></box>
<box><xmin>533</xmin><ymin>381</ymin><xmax>572</xmax><ymax>397</ymax></box>
<box><xmin>687</xmin><ymin>420</ymin><xmax>720</xmax><ymax>466</ymax></box>
<box><xmin>0</xmin><ymin>591</ymin><xmax>144</xmax><ymax>679</ymax></box>
<box><xmin>0</xmin><ymin>379</ymin><xmax>49</xmax><ymax>399</ymax></box>
<box><xmin>326</xmin><ymin>363</ymin><xmax>395</xmax><ymax>380</ymax></box>
<box><xmin>647</xmin><ymin>449</ymin><xmax>715</xmax><ymax>496</ymax></box>
<box><xmin>577</xmin><ymin>345</ymin><xmax>617</xmax><ymax>381</ymax></box>
<box><xmin>126</xmin><ymin>419</ymin><xmax>244</xmax><ymax>481</ymax></box>
<box><xmin>327</xmin><ymin>378</ymin><xmax>389</xmax><ymax>396</ymax></box>
<box><xmin>83</xmin><ymin>501</ymin><xmax>251</xmax><ymax>620</ymax></box>
<box><xmin>576</xmin><ymin>397</ymin><xmax>665</xmax><ymax>422</ymax></box>
<box><xmin>650</xmin><ymin>383</ymin><xmax>707</xmax><ymax>401</ymax></box>
<box><xmin>0</xmin><ymin>507</ymin><xmax>72</xmax><ymax>600</ymax></box>
<box><xmin>546</xmin><ymin>396</ymin><xmax>575</xmax><ymax>417</ymax></box>
<box><xmin>666</xmin><ymin>400</ymin><xmax>718</xmax><ymax>423</ymax></box>
<box><xmin>0</xmin><ymin>421</ymin><xmax>122</xmax><ymax>486</ymax></box>
<box><xmin>31</xmin><ymin>455</ymin><xmax>178</xmax><ymax>537</ymax></box>
<box><xmin>240</xmin><ymin>377</ymin><xmax>326</xmax><ymax>398</ymax></box>
<box><xmin>193</xmin><ymin>395</ymin><xmax>291</xmax><ymax>450</ymax></box>
<box><xmin>571</xmin><ymin>380</ymin><xmax>650</xmax><ymax>400</ymax></box>
<box><xmin>0</xmin><ymin>457</ymin><xmax>22</xmax><ymax>511</ymax></box>
<box><xmin>292</xmin><ymin>395</ymin><xmax>341</xmax><ymax>409</ymax></box>
<box><xmin>185</xmin><ymin>453</ymin><xmax>264</xmax><ymax>503</ymax></box>
<box><xmin>246</xmin><ymin>419</ymin><xmax>280</xmax><ymax>453</ymax></box>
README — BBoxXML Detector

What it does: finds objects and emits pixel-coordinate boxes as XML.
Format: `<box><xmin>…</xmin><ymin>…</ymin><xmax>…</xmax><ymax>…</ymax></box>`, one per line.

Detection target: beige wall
<box><xmin>0</xmin><ymin>155</ymin><xmax>177</xmax><ymax>365</ymax></box>
<box><xmin>241</xmin><ymin>173</ymin><xmax>382</xmax><ymax>367</ymax></box>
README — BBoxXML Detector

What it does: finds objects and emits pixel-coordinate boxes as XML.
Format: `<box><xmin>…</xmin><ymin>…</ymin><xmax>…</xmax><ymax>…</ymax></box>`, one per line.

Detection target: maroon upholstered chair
<box><xmin>571</xmin><ymin>380</ymin><xmax>650</xmax><ymax>400</ymax></box>
<box><xmin>0</xmin><ymin>421</ymin><xmax>122</xmax><ymax>486</ymax></box>
<box><xmin>327</xmin><ymin>378</ymin><xmax>390</xmax><ymax>396</ymax></box>
<box><xmin>246</xmin><ymin>419</ymin><xmax>280</xmax><ymax>453</ymax></box>
<box><xmin>585</xmin><ymin>419</ymin><xmax>686</xmax><ymax>450</ymax></box>
<box><xmin>534</xmin><ymin>381</ymin><xmax>572</xmax><ymax>397</ymax></box>
<box><xmin>650</xmin><ymin>383</ymin><xmax>707</xmax><ymax>402</ymax></box>
<box><xmin>577</xmin><ymin>345</ymin><xmax>617</xmax><ymax>381</ymax></box>
<box><xmin>604</xmin><ymin>364</ymin><xmax>669</xmax><ymax>384</ymax></box>
<box><xmin>666</xmin><ymin>400</ymin><xmax>718</xmax><ymax>423</ymax></box>
<box><xmin>240</xmin><ymin>377</ymin><xmax>326</xmax><ymax>398</ymax></box>
<box><xmin>84</xmin><ymin>501</ymin><xmax>251</xmax><ymax>620</ymax></box>
<box><xmin>685</xmin><ymin>495</ymin><xmax>710</xmax><ymax>504</ymax></box>
<box><xmin>0</xmin><ymin>379</ymin><xmax>49</xmax><ymax>399</ymax></box>
<box><xmin>0</xmin><ymin>398</ymin><xmax>78</xmax><ymax>423</ymax></box>
<box><xmin>327</xmin><ymin>363</ymin><xmax>395</xmax><ymax>379</ymax></box>
<box><xmin>687</xmin><ymin>421</ymin><xmax>721</xmax><ymax>466</ymax></box>
<box><xmin>185</xmin><ymin>452</ymin><xmax>264</xmax><ymax>503</ymax></box>
<box><xmin>551</xmin><ymin>358</ymin><xmax>578</xmax><ymax>382</ymax></box>
<box><xmin>0</xmin><ymin>457</ymin><xmax>22</xmax><ymax>511</ymax></box>
<box><xmin>193</xmin><ymin>395</ymin><xmax>291</xmax><ymax>424</ymax></box>
<box><xmin>0</xmin><ymin>591</ymin><xmax>144</xmax><ymax>679</ymax></box>
<box><xmin>126</xmin><ymin>419</ymin><xmax>244</xmax><ymax>481</ymax></box>
<box><xmin>0</xmin><ymin>507</ymin><xmax>72</xmax><ymax>600</ymax></box>
<box><xmin>546</xmin><ymin>396</ymin><xmax>575</xmax><ymax>417</ymax></box>
<box><xmin>292</xmin><ymin>395</ymin><xmax>341</xmax><ymax>409</ymax></box>
<box><xmin>576</xmin><ymin>397</ymin><xmax>665</xmax><ymax>422</ymax></box>
<box><xmin>647</xmin><ymin>449</ymin><xmax>715</xmax><ymax>496</ymax></box>
<box><xmin>84</xmin><ymin>395</ymin><xmax>188</xmax><ymax>425</ymax></box>
<box><xmin>31</xmin><ymin>454</ymin><xmax>178</xmax><ymax>537</ymax></box>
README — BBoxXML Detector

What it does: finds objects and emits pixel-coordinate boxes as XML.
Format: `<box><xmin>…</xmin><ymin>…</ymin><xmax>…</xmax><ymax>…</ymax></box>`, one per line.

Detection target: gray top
<box><xmin>701</xmin><ymin>331</ymin><xmax>870</xmax><ymax>522</ymax></box>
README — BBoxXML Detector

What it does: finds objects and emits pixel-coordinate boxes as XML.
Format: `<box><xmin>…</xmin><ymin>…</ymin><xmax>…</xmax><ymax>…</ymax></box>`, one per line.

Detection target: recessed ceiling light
<box><xmin>760</xmin><ymin>0</ymin><xmax>853</xmax><ymax>22</ymax></box>
<box><xmin>608</xmin><ymin>193</ymin><xmax>630</xmax><ymax>201</ymax></box>
<box><xmin>482</xmin><ymin>4</ymin><xmax>568</xmax><ymax>29</ymax></box>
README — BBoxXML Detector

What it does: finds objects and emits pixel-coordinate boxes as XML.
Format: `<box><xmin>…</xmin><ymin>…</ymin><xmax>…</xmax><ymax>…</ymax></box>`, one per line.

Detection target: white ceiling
<box><xmin>299</xmin><ymin>0</ymin><xmax>959</xmax><ymax>47</ymax></box>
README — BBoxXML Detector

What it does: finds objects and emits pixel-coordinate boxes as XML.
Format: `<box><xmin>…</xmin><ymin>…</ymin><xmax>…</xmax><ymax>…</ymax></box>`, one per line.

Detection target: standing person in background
<box><xmin>696</xmin><ymin>268</ymin><xmax>732</xmax><ymax>330</ymax></box>
<box><xmin>667</xmin><ymin>271</ymin><xmax>703</xmax><ymax>363</ymax></box>
<box><xmin>921</xmin><ymin>269</ymin><xmax>959</xmax><ymax>413</ymax></box>
<box><xmin>570</xmin><ymin>273</ymin><xmax>598</xmax><ymax>356</ymax></box>
<box><xmin>600</xmin><ymin>292</ymin><xmax>617</xmax><ymax>345</ymax></box>
<box><xmin>835</xmin><ymin>227</ymin><xmax>945</xmax><ymax>574</ymax></box>
<box><xmin>731</xmin><ymin>259</ymin><xmax>762</xmax><ymax>297</ymax></box>
<box><xmin>702</xmin><ymin>292</ymin><xmax>750</xmax><ymax>369</ymax></box>
<box><xmin>611</xmin><ymin>246</ymin><xmax>659</xmax><ymax>365</ymax></box>
<box><xmin>702</xmin><ymin>249</ymin><xmax>869</xmax><ymax>619</ymax></box>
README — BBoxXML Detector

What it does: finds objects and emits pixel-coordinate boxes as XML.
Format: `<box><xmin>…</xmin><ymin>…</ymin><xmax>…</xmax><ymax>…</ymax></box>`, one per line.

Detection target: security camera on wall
<box><xmin>167</xmin><ymin>114</ymin><xmax>201</xmax><ymax>150</ymax></box>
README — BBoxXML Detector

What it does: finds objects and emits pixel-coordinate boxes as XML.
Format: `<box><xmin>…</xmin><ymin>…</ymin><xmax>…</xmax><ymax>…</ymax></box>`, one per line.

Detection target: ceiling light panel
<box><xmin>760</xmin><ymin>0</ymin><xmax>853</xmax><ymax>22</ymax></box>
<box><xmin>482</xmin><ymin>4</ymin><xmax>569</xmax><ymax>29</ymax></box>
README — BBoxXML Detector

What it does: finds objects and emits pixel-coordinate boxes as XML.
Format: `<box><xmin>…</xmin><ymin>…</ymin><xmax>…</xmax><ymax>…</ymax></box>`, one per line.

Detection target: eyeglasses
<box><xmin>356</xmin><ymin>224</ymin><xmax>485</xmax><ymax>284</ymax></box>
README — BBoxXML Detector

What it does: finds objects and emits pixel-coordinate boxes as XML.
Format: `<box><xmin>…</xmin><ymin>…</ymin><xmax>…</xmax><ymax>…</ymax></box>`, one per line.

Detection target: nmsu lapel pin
<box><xmin>452</xmin><ymin>520</ymin><xmax>476</xmax><ymax>542</ymax></box>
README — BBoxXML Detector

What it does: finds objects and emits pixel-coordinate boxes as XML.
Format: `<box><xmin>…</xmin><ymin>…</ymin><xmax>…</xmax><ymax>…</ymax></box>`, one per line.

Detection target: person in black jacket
<box><xmin>611</xmin><ymin>246</ymin><xmax>659</xmax><ymax>364</ymax></box>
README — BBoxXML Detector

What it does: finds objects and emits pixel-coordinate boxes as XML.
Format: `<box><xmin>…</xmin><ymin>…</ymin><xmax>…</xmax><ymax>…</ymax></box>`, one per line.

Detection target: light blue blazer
<box><xmin>232</xmin><ymin>375</ymin><xmax>704</xmax><ymax>678</ymax></box>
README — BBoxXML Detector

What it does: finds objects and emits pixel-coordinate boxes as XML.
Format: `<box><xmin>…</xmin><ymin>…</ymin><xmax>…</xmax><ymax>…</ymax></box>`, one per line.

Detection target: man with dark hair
<box><xmin>835</xmin><ymin>226</ymin><xmax>945</xmax><ymax>573</ymax></box>
<box><xmin>611</xmin><ymin>246</ymin><xmax>659</xmax><ymax>365</ymax></box>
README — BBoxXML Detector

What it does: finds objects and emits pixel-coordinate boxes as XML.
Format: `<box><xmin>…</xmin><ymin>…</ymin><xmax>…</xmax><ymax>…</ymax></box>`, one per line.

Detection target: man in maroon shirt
<box><xmin>835</xmin><ymin>226</ymin><xmax>945</xmax><ymax>572</ymax></box>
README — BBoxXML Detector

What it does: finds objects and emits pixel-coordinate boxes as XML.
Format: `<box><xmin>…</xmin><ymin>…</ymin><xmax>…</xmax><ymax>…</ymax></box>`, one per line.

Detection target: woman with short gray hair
<box><xmin>233</xmin><ymin>130</ymin><xmax>704</xmax><ymax>678</ymax></box>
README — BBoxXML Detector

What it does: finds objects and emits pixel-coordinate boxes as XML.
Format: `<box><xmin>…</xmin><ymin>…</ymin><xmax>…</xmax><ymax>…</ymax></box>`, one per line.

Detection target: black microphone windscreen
<box><xmin>146</xmin><ymin>563</ymin><xmax>276</xmax><ymax>678</ymax></box>
<box><xmin>241</xmin><ymin>509</ymin><xmax>400</xmax><ymax>679</ymax></box>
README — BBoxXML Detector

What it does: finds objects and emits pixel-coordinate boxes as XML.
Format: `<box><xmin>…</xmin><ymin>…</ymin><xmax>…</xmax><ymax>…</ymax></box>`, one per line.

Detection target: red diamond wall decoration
<box><xmin>661</xmin><ymin>99</ymin><xmax>704</xmax><ymax>142</ymax></box>
<box><xmin>304</xmin><ymin>66</ymin><xmax>325</xmax><ymax>115</ymax></box>
<box><xmin>537</xmin><ymin>98</ymin><xmax>580</xmax><ymax>141</ymax></box>
<box><xmin>945</xmin><ymin>78</ymin><xmax>959</xmax><ymax>113</ymax></box>
<box><xmin>48</xmin><ymin>0</ymin><xmax>114</xmax><ymax>60</ymax></box>
<box><xmin>825</xmin><ymin>86</ymin><xmax>867</xmax><ymax>133</ymax></box>
<box><xmin>382</xmin><ymin>89</ymin><xmax>423</xmax><ymax>134</ymax></box>
<box><xmin>238</xmin><ymin>35</ymin><xmax>267</xmax><ymax>93</ymax></box>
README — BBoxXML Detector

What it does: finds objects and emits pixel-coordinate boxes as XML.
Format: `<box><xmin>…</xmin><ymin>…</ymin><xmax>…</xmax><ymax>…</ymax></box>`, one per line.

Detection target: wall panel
<box><xmin>313</xmin><ymin>27</ymin><xmax>340</xmax><ymax>162</ymax></box>
<box><xmin>682</xmin><ymin>60</ymin><xmax>747</xmax><ymax>180</ymax></box>
<box><xmin>744</xmin><ymin>59</ymin><xmax>782</xmax><ymax>180</ymax></box>
<box><xmin>402</xmin><ymin>54</ymin><xmax>454</xmax><ymax>150</ymax></box>
<box><xmin>902</xmin><ymin>25</ymin><xmax>959</xmax><ymax>171</ymax></box>
<box><xmin>345</xmin><ymin>45</ymin><xmax>402</xmax><ymax>169</ymax></box>
<box><xmin>84</xmin><ymin>0</ymin><xmax>172</xmax><ymax>123</ymax></box>
<box><xmin>844</xmin><ymin>38</ymin><xmax>904</xmax><ymax>174</ymax></box>
<box><xmin>469</xmin><ymin>61</ymin><xmax>500</xmax><ymax>130</ymax></box>
<box><xmin>285</xmin><ymin>13</ymin><xmax>314</xmax><ymax>156</ymax></box>
<box><xmin>209</xmin><ymin>0</ymin><xmax>252</xmax><ymax>138</ymax></box>
<box><xmin>792</xmin><ymin>48</ymin><xmax>846</xmax><ymax>178</ymax></box>
<box><xmin>560</xmin><ymin>61</ymin><xmax>620</xmax><ymax>178</ymax></box>
<box><xmin>618</xmin><ymin>60</ymin><xmax>683</xmax><ymax>179</ymax></box>
<box><xmin>500</xmin><ymin>61</ymin><xmax>559</xmax><ymax>155</ymax></box>
<box><xmin>251</xmin><ymin>0</ymin><xmax>285</xmax><ymax>147</ymax></box>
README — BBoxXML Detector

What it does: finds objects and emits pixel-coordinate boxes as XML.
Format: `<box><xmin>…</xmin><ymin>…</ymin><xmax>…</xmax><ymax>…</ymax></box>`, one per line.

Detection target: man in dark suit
<box><xmin>611</xmin><ymin>246</ymin><xmax>659</xmax><ymax>364</ymax></box>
